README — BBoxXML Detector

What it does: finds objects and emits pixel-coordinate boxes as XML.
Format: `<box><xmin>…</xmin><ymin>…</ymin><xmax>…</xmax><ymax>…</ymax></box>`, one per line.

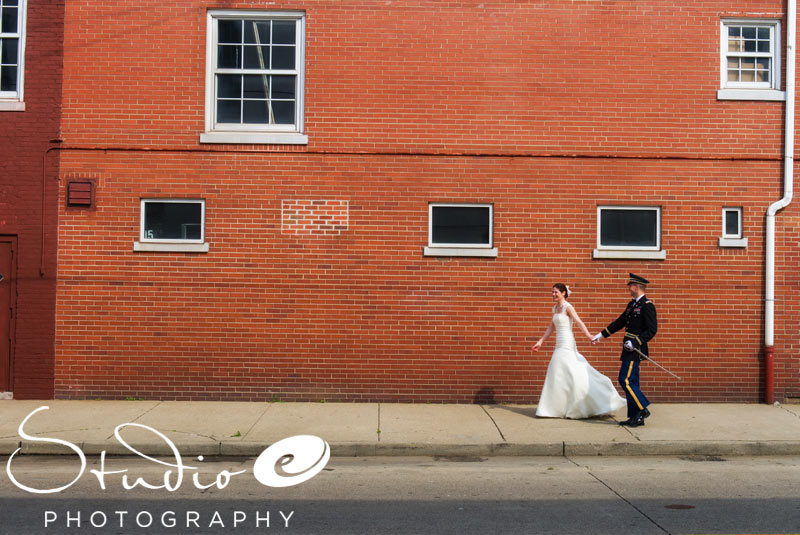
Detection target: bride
<box><xmin>533</xmin><ymin>283</ymin><xmax>626</xmax><ymax>419</ymax></box>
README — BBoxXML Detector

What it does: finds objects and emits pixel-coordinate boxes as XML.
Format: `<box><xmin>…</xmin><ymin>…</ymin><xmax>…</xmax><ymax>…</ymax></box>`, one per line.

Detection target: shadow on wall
<box><xmin>473</xmin><ymin>387</ymin><xmax>496</xmax><ymax>404</ymax></box>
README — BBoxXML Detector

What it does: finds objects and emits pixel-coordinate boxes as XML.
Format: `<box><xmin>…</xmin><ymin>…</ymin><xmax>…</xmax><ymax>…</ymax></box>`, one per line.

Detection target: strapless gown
<box><xmin>535</xmin><ymin>304</ymin><xmax>626</xmax><ymax>419</ymax></box>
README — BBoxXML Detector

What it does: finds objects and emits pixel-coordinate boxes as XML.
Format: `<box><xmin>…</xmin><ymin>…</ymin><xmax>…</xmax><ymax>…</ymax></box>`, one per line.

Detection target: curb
<box><xmin>4</xmin><ymin>440</ymin><xmax>800</xmax><ymax>457</ymax></box>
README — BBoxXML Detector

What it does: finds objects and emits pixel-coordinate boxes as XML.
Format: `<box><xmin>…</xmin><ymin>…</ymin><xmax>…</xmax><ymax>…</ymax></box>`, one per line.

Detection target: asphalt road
<box><xmin>1</xmin><ymin>455</ymin><xmax>799</xmax><ymax>534</ymax></box>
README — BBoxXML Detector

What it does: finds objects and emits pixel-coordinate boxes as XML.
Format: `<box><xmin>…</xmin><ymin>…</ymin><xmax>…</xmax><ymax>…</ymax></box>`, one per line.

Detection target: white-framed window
<box><xmin>201</xmin><ymin>10</ymin><xmax>307</xmax><ymax>145</ymax></box>
<box><xmin>719</xmin><ymin>207</ymin><xmax>747</xmax><ymax>248</ymax></box>
<box><xmin>424</xmin><ymin>203</ymin><xmax>497</xmax><ymax>257</ymax></box>
<box><xmin>0</xmin><ymin>0</ymin><xmax>26</xmax><ymax>111</ymax></box>
<box><xmin>593</xmin><ymin>206</ymin><xmax>666</xmax><ymax>260</ymax></box>
<box><xmin>133</xmin><ymin>199</ymin><xmax>209</xmax><ymax>253</ymax></box>
<box><xmin>718</xmin><ymin>19</ymin><xmax>784</xmax><ymax>101</ymax></box>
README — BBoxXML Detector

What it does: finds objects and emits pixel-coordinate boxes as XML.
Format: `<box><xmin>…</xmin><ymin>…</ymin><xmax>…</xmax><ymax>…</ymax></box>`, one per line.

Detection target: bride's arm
<box><xmin>532</xmin><ymin>321</ymin><xmax>555</xmax><ymax>352</ymax></box>
<box><xmin>566</xmin><ymin>304</ymin><xmax>593</xmax><ymax>341</ymax></box>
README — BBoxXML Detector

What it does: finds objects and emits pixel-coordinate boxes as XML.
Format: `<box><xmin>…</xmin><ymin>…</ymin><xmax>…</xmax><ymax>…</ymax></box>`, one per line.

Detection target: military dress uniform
<box><xmin>599</xmin><ymin>274</ymin><xmax>657</xmax><ymax>425</ymax></box>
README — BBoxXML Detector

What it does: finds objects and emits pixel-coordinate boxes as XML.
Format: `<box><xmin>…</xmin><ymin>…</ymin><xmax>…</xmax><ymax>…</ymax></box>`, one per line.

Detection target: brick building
<box><xmin>54</xmin><ymin>1</ymin><xmax>799</xmax><ymax>403</ymax></box>
<box><xmin>0</xmin><ymin>0</ymin><xmax>64</xmax><ymax>399</ymax></box>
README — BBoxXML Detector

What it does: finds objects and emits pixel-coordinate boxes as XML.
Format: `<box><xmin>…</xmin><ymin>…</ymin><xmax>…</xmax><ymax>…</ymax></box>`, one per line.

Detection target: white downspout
<box><xmin>765</xmin><ymin>0</ymin><xmax>796</xmax><ymax>404</ymax></box>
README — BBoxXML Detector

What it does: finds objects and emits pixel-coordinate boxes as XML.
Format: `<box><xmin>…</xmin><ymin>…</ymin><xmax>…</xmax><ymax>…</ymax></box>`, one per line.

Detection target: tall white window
<box><xmin>202</xmin><ymin>10</ymin><xmax>306</xmax><ymax>145</ymax></box>
<box><xmin>719</xmin><ymin>207</ymin><xmax>747</xmax><ymax>248</ymax></box>
<box><xmin>719</xmin><ymin>19</ymin><xmax>783</xmax><ymax>101</ymax></box>
<box><xmin>0</xmin><ymin>0</ymin><xmax>25</xmax><ymax>109</ymax></box>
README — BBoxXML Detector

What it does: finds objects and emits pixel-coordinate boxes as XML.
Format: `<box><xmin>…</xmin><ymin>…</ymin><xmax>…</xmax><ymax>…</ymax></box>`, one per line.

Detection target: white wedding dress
<box><xmin>535</xmin><ymin>303</ymin><xmax>626</xmax><ymax>419</ymax></box>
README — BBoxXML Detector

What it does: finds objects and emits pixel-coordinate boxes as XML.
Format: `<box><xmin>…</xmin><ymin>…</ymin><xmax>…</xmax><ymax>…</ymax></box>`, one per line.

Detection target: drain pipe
<box><xmin>765</xmin><ymin>0</ymin><xmax>796</xmax><ymax>404</ymax></box>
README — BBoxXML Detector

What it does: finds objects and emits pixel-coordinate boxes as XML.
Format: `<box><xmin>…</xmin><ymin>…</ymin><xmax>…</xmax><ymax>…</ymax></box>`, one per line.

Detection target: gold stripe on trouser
<box><xmin>624</xmin><ymin>361</ymin><xmax>644</xmax><ymax>410</ymax></box>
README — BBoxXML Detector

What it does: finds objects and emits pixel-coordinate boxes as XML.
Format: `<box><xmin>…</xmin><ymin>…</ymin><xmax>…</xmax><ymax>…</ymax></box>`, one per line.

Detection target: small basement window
<box><xmin>133</xmin><ymin>199</ymin><xmax>209</xmax><ymax>253</ymax></box>
<box><xmin>424</xmin><ymin>203</ymin><xmax>497</xmax><ymax>257</ymax></box>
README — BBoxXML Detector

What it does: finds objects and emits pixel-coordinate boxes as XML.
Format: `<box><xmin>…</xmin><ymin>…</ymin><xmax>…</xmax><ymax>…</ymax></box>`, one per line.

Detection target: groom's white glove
<box><xmin>591</xmin><ymin>333</ymin><xmax>603</xmax><ymax>343</ymax></box>
<box><xmin>623</xmin><ymin>340</ymin><xmax>634</xmax><ymax>351</ymax></box>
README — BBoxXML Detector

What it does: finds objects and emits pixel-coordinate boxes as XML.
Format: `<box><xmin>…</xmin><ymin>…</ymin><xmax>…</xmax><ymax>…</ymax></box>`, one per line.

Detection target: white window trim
<box><xmin>424</xmin><ymin>203</ymin><xmax>498</xmax><ymax>257</ymax></box>
<box><xmin>719</xmin><ymin>207</ymin><xmax>748</xmax><ymax>248</ymax></box>
<box><xmin>719</xmin><ymin>19</ymin><xmax>781</xmax><ymax>99</ymax></box>
<box><xmin>722</xmin><ymin>207</ymin><xmax>743</xmax><ymax>239</ymax></box>
<box><xmin>133</xmin><ymin>199</ymin><xmax>209</xmax><ymax>253</ymax></box>
<box><xmin>593</xmin><ymin>205</ymin><xmax>666</xmax><ymax>260</ymax></box>
<box><xmin>202</xmin><ymin>10</ymin><xmax>306</xmax><ymax>145</ymax></box>
<box><xmin>0</xmin><ymin>0</ymin><xmax>27</xmax><ymax>109</ymax></box>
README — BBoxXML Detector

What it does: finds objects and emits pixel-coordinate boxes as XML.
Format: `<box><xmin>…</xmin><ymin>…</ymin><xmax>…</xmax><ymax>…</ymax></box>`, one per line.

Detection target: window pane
<box><xmin>728</xmin><ymin>26</ymin><xmax>741</xmax><ymax>38</ymax></box>
<box><xmin>741</xmin><ymin>70</ymin><xmax>755</xmax><ymax>82</ymax></box>
<box><xmin>432</xmin><ymin>206</ymin><xmax>491</xmax><ymax>245</ymax></box>
<box><xmin>1</xmin><ymin>37</ymin><xmax>17</xmax><ymax>64</ymax></box>
<box><xmin>217</xmin><ymin>45</ymin><xmax>241</xmax><ymax>69</ymax></box>
<box><xmin>742</xmin><ymin>27</ymin><xmax>757</xmax><ymax>39</ymax></box>
<box><xmin>243</xmin><ymin>45</ymin><xmax>270</xmax><ymax>69</ymax></box>
<box><xmin>728</xmin><ymin>38</ymin><xmax>742</xmax><ymax>52</ymax></box>
<box><xmin>273</xmin><ymin>21</ymin><xmax>296</xmax><ymax>44</ymax></box>
<box><xmin>600</xmin><ymin>209</ymin><xmax>657</xmax><ymax>247</ymax></box>
<box><xmin>272</xmin><ymin>46</ymin><xmax>295</xmax><ymax>69</ymax></box>
<box><xmin>243</xmin><ymin>100</ymin><xmax>269</xmax><ymax>123</ymax></box>
<box><xmin>725</xmin><ymin>211</ymin><xmax>740</xmax><ymax>236</ymax></box>
<box><xmin>243</xmin><ymin>74</ymin><xmax>268</xmax><ymax>99</ymax></box>
<box><xmin>0</xmin><ymin>65</ymin><xmax>16</xmax><ymax>91</ymax></box>
<box><xmin>727</xmin><ymin>69</ymin><xmax>739</xmax><ymax>82</ymax></box>
<box><xmin>243</xmin><ymin>20</ymin><xmax>270</xmax><ymax>44</ymax></box>
<box><xmin>271</xmin><ymin>75</ymin><xmax>295</xmax><ymax>99</ymax></box>
<box><xmin>1</xmin><ymin>7</ymin><xmax>17</xmax><ymax>33</ymax></box>
<box><xmin>144</xmin><ymin>202</ymin><xmax>202</xmax><ymax>240</ymax></box>
<box><xmin>758</xmin><ymin>27</ymin><xmax>770</xmax><ymax>39</ymax></box>
<box><xmin>217</xmin><ymin>74</ymin><xmax>241</xmax><ymax>98</ymax></box>
<box><xmin>218</xmin><ymin>20</ymin><xmax>241</xmax><ymax>44</ymax></box>
<box><xmin>216</xmin><ymin>100</ymin><xmax>240</xmax><ymax>123</ymax></box>
<box><xmin>757</xmin><ymin>40</ymin><xmax>770</xmax><ymax>53</ymax></box>
<box><xmin>271</xmin><ymin>101</ymin><xmax>295</xmax><ymax>124</ymax></box>
<box><xmin>743</xmin><ymin>39</ymin><xmax>757</xmax><ymax>52</ymax></box>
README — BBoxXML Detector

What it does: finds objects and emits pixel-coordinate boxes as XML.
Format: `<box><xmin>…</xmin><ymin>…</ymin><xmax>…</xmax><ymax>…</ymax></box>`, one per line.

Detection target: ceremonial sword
<box><xmin>630</xmin><ymin>346</ymin><xmax>683</xmax><ymax>381</ymax></box>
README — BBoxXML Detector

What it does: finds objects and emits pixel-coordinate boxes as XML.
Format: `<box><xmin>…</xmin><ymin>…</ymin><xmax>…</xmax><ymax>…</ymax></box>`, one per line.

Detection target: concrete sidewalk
<box><xmin>1</xmin><ymin>401</ymin><xmax>799</xmax><ymax>457</ymax></box>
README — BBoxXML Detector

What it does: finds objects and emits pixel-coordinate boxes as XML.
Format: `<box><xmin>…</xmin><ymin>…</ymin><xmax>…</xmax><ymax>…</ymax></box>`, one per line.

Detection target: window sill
<box><xmin>717</xmin><ymin>89</ymin><xmax>786</xmax><ymax>101</ymax></box>
<box><xmin>133</xmin><ymin>242</ymin><xmax>209</xmax><ymax>253</ymax></box>
<box><xmin>424</xmin><ymin>247</ymin><xmax>498</xmax><ymax>258</ymax></box>
<box><xmin>718</xmin><ymin>237</ymin><xmax>748</xmax><ymax>248</ymax></box>
<box><xmin>0</xmin><ymin>101</ymin><xmax>25</xmax><ymax>111</ymax></box>
<box><xmin>200</xmin><ymin>132</ymin><xmax>308</xmax><ymax>145</ymax></box>
<box><xmin>592</xmin><ymin>249</ymin><xmax>666</xmax><ymax>260</ymax></box>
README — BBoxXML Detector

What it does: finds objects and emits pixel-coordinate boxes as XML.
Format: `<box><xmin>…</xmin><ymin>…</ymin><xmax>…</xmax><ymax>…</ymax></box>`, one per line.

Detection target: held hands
<box><xmin>623</xmin><ymin>340</ymin><xmax>634</xmax><ymax>351</ymax></box>
<box><xmin>533</xmin><ymin>340</ymin><xmax>543</xmax><ymax>352</ymax></box>
<box><xmin>591</xmin><ymin>333</ymin><xmax>603</xmax><ymax>344</ymax></box>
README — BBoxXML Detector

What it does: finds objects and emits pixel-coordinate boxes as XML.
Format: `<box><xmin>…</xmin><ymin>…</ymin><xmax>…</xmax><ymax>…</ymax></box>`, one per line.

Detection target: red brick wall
<box><xmin>0</xmin><ymin>0</ymin><xmax>64</xmax><ymax>399</ymax></box>
<box><xmin>55</xmin><ymin>0</ymin><xmax>799</xmax><ymax>402</ymax></box>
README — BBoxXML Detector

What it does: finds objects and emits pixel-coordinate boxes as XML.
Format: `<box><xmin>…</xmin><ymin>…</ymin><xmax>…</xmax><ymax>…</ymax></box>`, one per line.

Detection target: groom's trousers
<box><xmin>618</xmin><ymin>360</ymin><xmax>650</xmax><ymax>418</ymax></box>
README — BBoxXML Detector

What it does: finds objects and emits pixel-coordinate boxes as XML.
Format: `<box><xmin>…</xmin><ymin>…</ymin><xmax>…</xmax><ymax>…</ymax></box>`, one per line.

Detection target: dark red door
<box><xmin>0</xmin><ymin>238</ymin><xmax>15</xmax><ymax>392</ymax></box>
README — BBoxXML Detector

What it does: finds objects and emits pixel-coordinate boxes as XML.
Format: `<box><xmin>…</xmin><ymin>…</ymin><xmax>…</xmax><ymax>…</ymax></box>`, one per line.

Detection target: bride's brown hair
<box><xmin>553</xmin><ymin>283</ymin><xmax>569</xmax><ymax>299</ymax></box>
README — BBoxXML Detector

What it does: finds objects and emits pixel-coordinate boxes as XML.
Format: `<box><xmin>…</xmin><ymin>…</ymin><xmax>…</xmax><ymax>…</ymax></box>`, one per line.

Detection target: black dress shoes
<box><xmin>619</xmin><ymin>410</ymin><xmax>648</xmax><ymax>427</ymax></box>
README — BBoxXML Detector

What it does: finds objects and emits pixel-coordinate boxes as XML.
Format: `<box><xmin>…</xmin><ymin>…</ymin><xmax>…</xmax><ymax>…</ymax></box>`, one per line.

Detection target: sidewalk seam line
<box><xmin>241</xmin><ymin>403</ymin><xmax>273</xmax><ymax>441</ymax></box>
<box><xmin>377</xmin><ymin>404</ymin><xmax>381</xmax><ymax>443</ymax></box>
<box><xmin>104</xmin><ymin>400</ymin><xmax>163</xmax><ymax>441</ymax></box>
<box><xmin>480</xmin><ymin>405</ymin><xmax>506</xmax><ymax>442</ymax></box>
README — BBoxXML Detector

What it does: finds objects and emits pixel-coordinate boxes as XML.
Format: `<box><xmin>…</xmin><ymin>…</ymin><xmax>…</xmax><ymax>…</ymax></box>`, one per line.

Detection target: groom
<box><xmin>591</xmin><ymin>273</ymin><xmax>657</xmax><ymax>427</ymax></box>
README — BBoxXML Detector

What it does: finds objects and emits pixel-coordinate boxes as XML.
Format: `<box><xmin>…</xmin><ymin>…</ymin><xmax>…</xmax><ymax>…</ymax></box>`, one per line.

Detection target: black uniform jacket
<box><xmin>602</xmin><ymin>296</ymin><xmax>657</xmax><ymax>361</ymax></box>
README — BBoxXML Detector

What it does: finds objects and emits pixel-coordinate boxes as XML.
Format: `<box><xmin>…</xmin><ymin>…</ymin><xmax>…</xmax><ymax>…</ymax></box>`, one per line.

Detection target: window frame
<box><xmin>424</xmin><ymin>203</ymin><xmax>498</xmax><ymax>258</ymax></box>
<box><xmin>0</xmin><ymin>0</ymin><xmax>27</xmax><ymax>111</ymax></box>
<box><xmin>201</xmin><ymin>10</ymin><xmax>307</xmax><ymax>145</ymax></box>
<box><xmin>593</xmin><ymin>205</ymin><xmax>666</xmax><ymax>260</ymax></box>
<box><xmin>718</xmin><ymin>19</ymin><xmax>784</xmax><ymax>101</ymax></box>
<box><xmin>133</xmin><ymin>199</ymin><xmax>209</xmax><ymax>253</ymax></box>
<box><xmin>719</xmin><ymin>206</ymin><xmax>748</xmax><ymax>248</ymax></box>
<box><xmin>722</xmin><ymin>207</ymin><xmax>743</xmax><ymax>239</ymax></box>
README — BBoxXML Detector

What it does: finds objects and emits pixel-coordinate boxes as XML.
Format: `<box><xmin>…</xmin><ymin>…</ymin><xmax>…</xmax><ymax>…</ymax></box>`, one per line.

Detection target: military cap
<box><xmin>627</xmin><ymin>273</ymin><xmax>649</xmax><ymax>287</ymax></box>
